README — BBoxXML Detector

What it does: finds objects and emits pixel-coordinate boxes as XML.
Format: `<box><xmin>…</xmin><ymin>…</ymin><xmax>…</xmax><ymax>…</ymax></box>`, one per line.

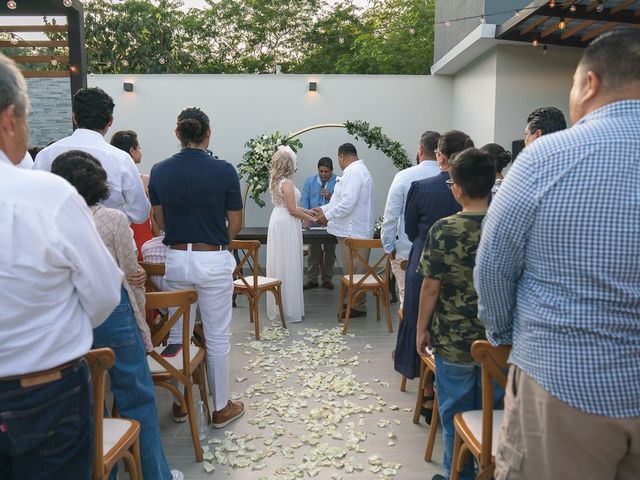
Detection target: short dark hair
<box><xmin>318</xmin><ymin>157</ymin><xmax>333</xmax><ymax>169</ymax></box>
<box><xmin>580</xmin><ymin>28</ymin><xmax>640</xmax><ymax>93</ymax></box>
<box><xmin>72</xmin><ymin>87</ymin><xmax>114</xmax><ymax>131</ymax></box>
<box><xmin>338</xmin><ymin>143</ymin><xmax>358</xmax><ymax>157</ymax></box>
<box><xmin>438</xmin><ymin>130</ymin><xmax>474</xmax><ymax>161</ymax></box>
<box><xmin>420</xmin><ymin>130</ymin><xmax>441</xmax><ymax>156</ymax></box>
<box><xmin>51</xmin><ymin>150</ymin><xmax>109</xmax><ymax>207</ymax></box>
<box><xmin>526</xmin><ymin>107</ymin><xmax>566</xmax><ymax>136</ymax></box>
<box><xmin>176</xmin><ymin>107</ymin><xmax>210</xmax><ymax>147</ymax></box>
<box><xmin>481</xmin><ymin>143</ymin><xmax>512</xmax><ymax>174</ymax></box>
<box><xmin>449</xmin><ymin>148</ymin><xmax>495</xmax><ymax>199</ymax></box>
<box><xmin>110</xmin><ymin>130</ymin><xmax>139</xmax><ymax>153</ymax></box>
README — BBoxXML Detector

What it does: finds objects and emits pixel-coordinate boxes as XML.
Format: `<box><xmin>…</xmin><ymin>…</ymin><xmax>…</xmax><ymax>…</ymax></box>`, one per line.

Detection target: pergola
<box><xmin>0</xmin><ymin>0</ymin><xmax>86</xmax><ymax>96</ymax></box>
<box><xmin>496</xmin><ymin>0</ymin><xmax>640</xmax><ymax>48</ymax></box>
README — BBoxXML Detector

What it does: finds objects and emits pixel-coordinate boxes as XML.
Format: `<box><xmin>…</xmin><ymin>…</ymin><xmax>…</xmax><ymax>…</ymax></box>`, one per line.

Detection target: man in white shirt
<box><xmin>381</xmin><ymin>131</ymin><xmax>441</xmax><ymax>311</ymax></box>
<box><xmin>33</xmin><ymin>87</ymin><xmax>149</xmax><ymax>223</ymax></box>
<box><xmin>315</xmin><ymin>143</ymin><xmax>374</xmax><ymax>317</ymax></box>
<box><xmin>0</xmin><ymin>53</ymin><xmax>122</xmax><ymax>478</ymax></box>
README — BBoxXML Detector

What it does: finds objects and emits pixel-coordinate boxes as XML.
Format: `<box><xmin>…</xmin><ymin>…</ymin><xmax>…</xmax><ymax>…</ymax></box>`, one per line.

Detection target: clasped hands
<box><xmin>310</xmin><ymin>207</ymin><xmax>328</xmax><ymax>226</ymax></box>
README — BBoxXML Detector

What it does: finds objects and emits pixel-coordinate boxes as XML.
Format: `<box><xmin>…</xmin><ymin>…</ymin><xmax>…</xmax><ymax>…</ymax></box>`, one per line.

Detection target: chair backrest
<box><xmin>145</xmin><ymin>290</ymin><xmax>198</xmax><ymax>381</ymax></box>
<box><xmin>229</xmin><ymin>240</ymin><xmax>261</xmax><ymax>290</ymax></box>
<box><xmin>86</xmin><ymin>348</ymin><xmax>116</xmax><ymax>480</ymax></box>
<box><xmin>139</xmin><ymin>262</ymin><xmax>165</xmax><ymax>293</ymax></box>
<box><xmin>470</xmin><ymin>340</ymin><xmax>511</xmax><ymax>471</ymax></box>
<box><xmin>344</xmin><ymin>238</ymin><xmax>390</xmax><ymax>290</ymax></box>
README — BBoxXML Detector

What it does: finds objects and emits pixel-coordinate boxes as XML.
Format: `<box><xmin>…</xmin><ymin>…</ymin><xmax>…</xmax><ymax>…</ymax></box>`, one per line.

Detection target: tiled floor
<box><xmin>154</xmin><ymin>282</ymin><xmax>444</xmax><ymax>479</ymax></box>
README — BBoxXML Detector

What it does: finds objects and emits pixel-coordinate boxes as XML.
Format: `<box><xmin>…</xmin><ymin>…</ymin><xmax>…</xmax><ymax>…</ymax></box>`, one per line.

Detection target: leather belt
<box><xmin>1</xmin><ymin>357</ymin><xmax>83</xmax><ymax>388</ymax></box>
<box><xmin>170</xmin><ymin>243</ymin><xmax>228</xmax><ymax>251</ymax></box>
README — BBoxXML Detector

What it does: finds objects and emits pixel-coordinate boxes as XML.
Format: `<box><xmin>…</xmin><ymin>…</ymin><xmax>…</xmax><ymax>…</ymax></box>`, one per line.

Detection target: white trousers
<box><xmin>390</xmin><ymin>256</ymin><xmax>407</xmax><ymax>310</ymax></box>
<box><xmin>164</xmin><ymin>248</ymin><xmax>235</xmax><ymax>411</ymax></box>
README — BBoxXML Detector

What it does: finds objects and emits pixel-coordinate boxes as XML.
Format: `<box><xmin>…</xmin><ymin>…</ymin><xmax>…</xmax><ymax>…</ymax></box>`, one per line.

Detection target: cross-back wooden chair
<box><xmin>229</xmin><ymin>240</ymin><xmax>286</xmax><ymax>340</ymax></box>
<box><xmin>451</xmin><ymin>341</ymin><xmax>511</xmax><ymax>480</ymax></box>
<box><xmin>145</xmin><ymin>290</ymin><xmax>208</xmax><ymax>462</ymax></box>
<box><xmin>338</xmin><ymin>238</ymin><xmax>393</xmax><ymax>335</ymax></box>
<box><xmin>412</xmin><ymin>352</ymin><xmax>440</xmax><ymax>462</ymax></box>
<box><xmin>86</xmin><ymin>348</ymin><xmax>141</xmax><ymax>480</ymax></box>
<box><xmin>139</xmin><ymin>262</ymin><xmax>167</xmax><ymax>338</ymax></box>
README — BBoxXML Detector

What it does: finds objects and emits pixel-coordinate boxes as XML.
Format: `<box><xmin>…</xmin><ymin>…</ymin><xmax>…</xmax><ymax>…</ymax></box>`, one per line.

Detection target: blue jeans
<box><xmin>435</xmin><ymin>355</ymin><xmax>505</xmax><ymax>480</ymax></box>
<box><xmin>0</xmin><ymin>359</ymin><xmax>93</xmax><ymax>479</ymax></box>
<box><xmin>93</xmin><ymin>287</ymin><xmax>171</xmax><ymax>480</ymax></box>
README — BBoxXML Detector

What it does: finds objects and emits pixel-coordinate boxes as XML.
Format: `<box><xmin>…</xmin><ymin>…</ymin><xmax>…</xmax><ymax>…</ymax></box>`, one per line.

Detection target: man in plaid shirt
<box><xmin>475</xmin><ymin>28</ymin><xmax>640</xmax><ymax>479</ymax></box>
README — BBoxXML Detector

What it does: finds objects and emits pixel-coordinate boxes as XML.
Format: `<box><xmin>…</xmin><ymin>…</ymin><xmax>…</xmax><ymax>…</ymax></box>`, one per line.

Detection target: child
<box><xmin>415</xmin><ymin>148</ymin><xmax>502</xmax><ymax>480</ymax></box>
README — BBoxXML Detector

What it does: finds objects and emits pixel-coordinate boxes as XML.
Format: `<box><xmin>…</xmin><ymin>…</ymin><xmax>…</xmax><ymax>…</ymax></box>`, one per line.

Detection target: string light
<box><xmin>122</xmin><ymin>59</ymin><xmax>129</xmax><ymax>67</ymax></box>
<box><xmin>596</xmin><ymin>0</ymin><xmax>604</xmax><ymax>13</ymax></box>
<box><xmin>532</xmin><ymin>38</ymin><xmax>539</xmax><ymax>47</ymax></box>
<box><xmin>444</xmin><ymin>20</ymin><xmax>451</xmax><ymax>26</ymax></box>
<box><xmin>50</xmin><ymin>58</ymin><xmax>59</xmax><ymax>66</ymax></box>
<box><xmin>549</xmin><ymin>0</ymin><xmax>556</xmax><ymax>7</ymax></box>
<box><xmin>7</xmin><ymin>1</ymin><xmax>17</xmax><ymax>9</ymax></box>
<box><xmin>569</xmin><ymin>3</ymin><xmax>577</xmax><ymax>13</ymax></box>
<box><xmin>63</xmin><ymin>0</ymin><xmax>73</xmax><ymax>6</ymax></box>
<box><xmin>558</xmin><ymin>18</ymin><xmax>566</xmax><ymax>30</ymax></box>
<box><xmin>10</xmin><ymin>34</ymin><xmax>18</xmax><ymax>45</ymax></box>
<box><xmin>409</xmin><ymin>28</ymin><xmax>415</xmax><ymax>34</ymax></box>
<box><xmin>338</xmin><ymin>37</ymin><xmax>344</xmax><ymax>43</ymax></box>
<box><xmin>158</xmin><ymin>57</ymin><xmax>166</xmax><ymax>65</ymax></box>
<box><xmin>480</xmin><ymin>15</ymin><xmax>486</xmax><ymax>24</ymax></box>
<box><xmin>514</xmin><ymin>10</ymin><xmax>521</xmax><ymax>17</ymax></box>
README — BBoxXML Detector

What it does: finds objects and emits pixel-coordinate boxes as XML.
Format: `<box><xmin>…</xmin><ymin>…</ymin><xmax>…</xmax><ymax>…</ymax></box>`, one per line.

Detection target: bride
<box><xmin>266</xmin><ymin>146</ymin><xmax>316</xmax><ymax>324</ymax></box>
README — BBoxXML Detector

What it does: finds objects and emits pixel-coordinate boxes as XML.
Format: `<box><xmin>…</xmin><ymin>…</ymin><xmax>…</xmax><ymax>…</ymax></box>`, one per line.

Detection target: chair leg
<box><xmin>450</xmin><ymin>430</ymin><xmax>464</xmax><ymax>480</ymax></box>
<box><xmin>129</xmin><ymin>438</ymin><xmax>142</xmax><ymax>480</ymax></box>
<box><xmin>413</xmin><ymin>362</ymin><xmax>427</xmax><ymax>424</ymax></box>
<box><xmin>399</xmin><ymin>375</ymin><xmax>407</xmax><ymax>392</ymax></box>
<box><xmin>196</xmin><ymin>364</ymin><xmax>210</xmax><ymax>424</ymax></box>
<box><xmin>274</xmin><ymin>286</ymin><xmax>287</xmax><ymax>329</ymax></box>
<box><xmin>337</xmin><ymin>283</ymin><xmax>346</xmax><ymax>323</ymax></box>
<box><xmin>185</xmin><ymin>382</ymin><xmax>204</xmax><ymax>462</ymax></box>
<box><xmin>376</xmin><ymin>294</ymin><xmax>381</xmax><ymax>321</ymax></box>
<box><xmin>342</xmin><ymin>289</ymin><xmax>354</xmax><ymax>335</ymax></box>
<box><xmin>425</xmin><ymin>393</ymin><xmax>439</xmax><ymax>462</ymax></box>
<box><xmin>383</xmin><ymin>291</ymin><xmax>393</xmax><ymax>332</ymax></box>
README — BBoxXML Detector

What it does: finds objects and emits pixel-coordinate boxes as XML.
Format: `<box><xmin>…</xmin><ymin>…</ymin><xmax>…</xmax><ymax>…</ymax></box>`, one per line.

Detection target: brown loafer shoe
<box><xmin>171</xmin><ymin>402</ymin><xmax>187</xmax><ymax>423</ymax></box>
<box><xmin>322</xmin><ymin>280</ymin><xmax>334</xmax><ymax>290</ymax></box>
<box><xmin>303</xmin><ymin>281</ymin><xmax>319</xmax><ymax>290</ymax></box>
<box><xmin>211</xmin><ymin>400</ymin><xmax>245</xmax><ymax>429</ymax></box>
<box><xmin>341</xmin><ymin>308</ymin><xmax>366</xmax><ymax>318</ymax></box>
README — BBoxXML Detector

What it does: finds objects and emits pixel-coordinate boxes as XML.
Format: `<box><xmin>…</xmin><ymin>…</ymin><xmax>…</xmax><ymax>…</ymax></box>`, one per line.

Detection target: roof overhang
<box><xmin>431</xmin><ymin>24</ymin><xmax>498</xmax><ymax>75</ymax></box>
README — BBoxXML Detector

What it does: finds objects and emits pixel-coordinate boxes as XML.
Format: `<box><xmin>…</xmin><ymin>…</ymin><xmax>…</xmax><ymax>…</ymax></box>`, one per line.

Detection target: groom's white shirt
<box><xmin>321</xmin><ymin>159</ymin><xmax>374</xmax><ymax>239</ymax></box>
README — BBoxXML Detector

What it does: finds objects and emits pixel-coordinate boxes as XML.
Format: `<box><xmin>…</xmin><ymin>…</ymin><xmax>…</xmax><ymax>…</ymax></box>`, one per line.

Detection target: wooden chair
<box><xmin>337</xmin><ymin>238</ymin><xmax>393</xmax><ymax>335</ymax></box>
<box><xmin>139</xmin><ymin>262</ymin><xmax>167</xmax><ymax>338</ymax></box>
<box><xmin>86</xmin><ymin>348</ymin><xmax>141</xmax><ymax>480</ymax></box>
<box><xmin>450</xmin><ymin>341</ymin><xmax>511</xmax><ymax>480</ymax></box>
<box><xmin>413</xmin><ymin>352</ymin><xmax>440</xmax><ymax>462</ymax></box>
<box><xmin>145</xmin><ymin>290</ymin><xmax>208</xmax><ymax>462</ymax></box>
<box><xmin>229</xmin><ymin>240</ymin><xmax>286</xmax><ymax>340</ymax></box>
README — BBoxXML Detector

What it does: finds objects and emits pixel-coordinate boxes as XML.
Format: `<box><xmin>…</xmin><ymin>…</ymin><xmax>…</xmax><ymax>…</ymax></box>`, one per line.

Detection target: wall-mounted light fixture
<box><xmin>308</xmin><ymin>81</ymin><xmax>317</xmax><ymax>92</ymax></box>
<box><xmin>123</xmin><ymin>82</ymin><xmax>134</xmax><ymax>92</ymax></box>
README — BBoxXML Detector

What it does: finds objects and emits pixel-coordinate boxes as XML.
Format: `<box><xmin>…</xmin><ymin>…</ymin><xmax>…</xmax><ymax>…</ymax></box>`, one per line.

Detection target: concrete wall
<box><xmin>26</xmin><ymin>78</ymin><xmax>72</xmax><ymax>146</ymax></box>
<box><xmin>85</xmin><ymin>74</ymin><xmax>453</xmax><ymax>227</ymax></box>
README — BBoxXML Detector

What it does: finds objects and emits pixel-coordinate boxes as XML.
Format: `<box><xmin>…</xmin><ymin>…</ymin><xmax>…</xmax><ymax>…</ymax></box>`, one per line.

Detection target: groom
<box><xmin>314</xmin><ymin>143</ymin><xmax>374</xmax><ymax>318</ymax></box>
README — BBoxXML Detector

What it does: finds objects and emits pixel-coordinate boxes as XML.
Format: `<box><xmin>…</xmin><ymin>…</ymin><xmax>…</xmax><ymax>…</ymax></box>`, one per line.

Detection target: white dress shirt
<box><xmin>17</xmin><ymin>151</ymin><xmax>33</xmax><ymax>169</ymax></box>
<box><xmin>0</xmin><ymin>151</ymin><xmax>123</xmax><ymax>377</ymax></box>
<box><xmin>381</xmin><ymin>160</ymin><xmax>440</xmax><ymax>259</ymax></box>
<box><xmin>33</xmin><ymin>128</ymin><xmax>150</xmax><ymax>223</ymax></box>
<box><xmin>321</xmin><ymin>159</ymin><xmax>374</xmax><ymax>239</ymax></box>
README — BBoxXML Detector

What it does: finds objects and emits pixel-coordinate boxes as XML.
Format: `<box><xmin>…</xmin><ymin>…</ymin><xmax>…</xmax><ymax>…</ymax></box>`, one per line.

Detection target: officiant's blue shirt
<box><xmin>301</xmin><ymin>173</ymin><xmax>337</xmax><ymax>210</ymax></box>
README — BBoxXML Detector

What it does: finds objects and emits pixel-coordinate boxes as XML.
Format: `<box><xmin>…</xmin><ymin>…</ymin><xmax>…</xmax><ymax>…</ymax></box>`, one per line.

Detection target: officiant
<box><xmin>301</xmin><ymin>157</ymin><xmax>338</xmax><ymax>290</ymax></box>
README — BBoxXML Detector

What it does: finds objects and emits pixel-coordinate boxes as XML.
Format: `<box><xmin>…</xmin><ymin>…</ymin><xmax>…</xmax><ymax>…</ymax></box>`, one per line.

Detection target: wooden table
<box><xmin>236</xmin><ymin>227</ymin><xmax>337</xmax><ymax>245</ymax></box>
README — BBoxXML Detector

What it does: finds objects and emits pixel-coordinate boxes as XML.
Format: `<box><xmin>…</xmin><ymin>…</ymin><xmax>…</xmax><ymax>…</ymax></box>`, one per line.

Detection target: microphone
<box><xmin>321</xmin><ymin>180</ymin><xmax>327</xmax><ymax>189</ymax></box>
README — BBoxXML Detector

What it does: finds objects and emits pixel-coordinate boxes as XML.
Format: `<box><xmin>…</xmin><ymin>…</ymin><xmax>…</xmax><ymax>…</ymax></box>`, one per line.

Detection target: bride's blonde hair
<box><xmin>269</xmin><ymin>146</ymin><xmax>296</xmax><ymax>195</ymax></box>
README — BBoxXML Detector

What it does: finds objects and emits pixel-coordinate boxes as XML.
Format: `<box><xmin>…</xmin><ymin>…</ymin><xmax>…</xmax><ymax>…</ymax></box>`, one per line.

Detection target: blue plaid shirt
<box><xmin>475</xmin><ymin>100</ymin><xmax>640</xmax><ymax>418</ymax></box>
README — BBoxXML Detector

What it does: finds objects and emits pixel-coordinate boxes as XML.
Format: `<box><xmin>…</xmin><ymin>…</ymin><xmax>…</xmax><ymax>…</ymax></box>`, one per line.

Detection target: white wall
<box><xmin>89</xmin><ymin>74</ymin><xmax>453</xmax><ymax>227</ymax></box>
<box><xmin>451</xmin><ymin>49</ymin><xmax>498</xmax><ymax>147</ymax></box>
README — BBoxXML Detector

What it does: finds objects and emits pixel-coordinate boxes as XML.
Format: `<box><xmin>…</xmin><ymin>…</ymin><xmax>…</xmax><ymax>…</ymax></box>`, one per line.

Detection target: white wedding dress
<box><xmin>266</xmin><ymin>178</ymin><xmax>304</xmax><ymax>323</ymax></box>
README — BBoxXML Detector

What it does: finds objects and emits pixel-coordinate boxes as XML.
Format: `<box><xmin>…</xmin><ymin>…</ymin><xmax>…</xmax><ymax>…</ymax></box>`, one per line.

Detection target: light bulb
<box><xmin>596</xmin><ymin>1</ymin><xmax>604</xmax><ymax>12</ymax></box>
<box><xmin>569</xmin><ymin>4</ymin><xmax>577</xmax><ymax>12</ymax></box>
<box><xmin>549</xmin><ymin>0</ymin><xmax>556</xmax><ymax>7</ymax></box>
<box><xmin>122</xmin><ymin>59</ymin><xmax>129</xmax><ymax>67</ymax></box>
<box><xmin>514</xmin><ymin>10</ymin><xmax>520</xmax><ymax>17</ymax></box>
<box><xmin>480</xmin><ymin>15</ymin><xmax>486</xmax><ymax>24</ymax></box>
<box><xmin>7</xmin><ymin>1</ymin><xmax>17</xmax><ymax>9</ymax></box>
<box><xmin>158</xmin><ymin>57</ymin><xmax>166</xmax><ymax>65</ymax></box>
<box><xmin>559</xmin><ymin>18</ymin><xmax>566</xmax><ymax>30</ymax></box>
<box><xmin>63</xmin><ymin>0</ymin><xmax>72</xmax><ymax>6</ymax></box>
<box><xmin>409</xmin><ymin>28</ymin><xmax>415</xmax><ymax>34</ymax></box>
<box><xmin>532</xmin><ymin>39</ymin><xmax>539</xmax><ymax>47</ymax></box>
<box><xmin>338</xmin><ymin>37</ymin><xmax>344</xmax><ymax>44</ymax></box>
<box><xmin>50</xmin><ymin>58</ymin><xmax>59</xmax><ymax>66</ymax></box>
<box><xmin>30</xmin><ymin>47</ymin><xmax>37</xmax><ymax>55</ymax></box>
<box><xmin>444</xmin><ymin>20</ymin><xmax>451</xmax><ymax>26</ymax></box>
<box><xmin>10</xmin><ymin>35</ymin><xmax>18</xmax><ymax>45</ymax></box>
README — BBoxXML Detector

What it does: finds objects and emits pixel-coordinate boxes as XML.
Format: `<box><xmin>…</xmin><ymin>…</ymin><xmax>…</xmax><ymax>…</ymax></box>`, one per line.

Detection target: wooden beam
<box><xmin>537</xmin><ymin>3</ymin><xmax>640</xmax><ymax>24</ymax></box>
<box><xmin>521</xmin><ymin>15</ymin><xmax>550</xmax><ymax>35</ymax></box>
<box><xmin>586</xmin><ymin>0</ymin><xmax>599</xmax><ymax>13</ymax></box>
<box><xmin>611</xmin><ymin>0</ymin><xmax>635</xmax><ymax>14</ymax></box>
<box><xmin>9</xmin><ymin>55</ymin><xmax>69</xmax><ymax>64</ymax></box>
<box><xmin>20</xmin><ymin>70</ymin><xmax>69</xmax><ymax>78</ymax></box>
<box><xmin>0</xmin><ymin>25</ymin><xmax>67</xmax><ymax>33</ymax></box>
<box><xmin>582</xmin><ymin>21</ymin><xmax>617</xmax><ymax>42</ymax></box>
<box><xmin>541</xmin><ymin>18</ymin><xmax>574</xmax><ymax>38</ymax></box>
<box><xmin>561</xmin><ymin>20</ymin><xmax>596</xmax><ymax>39</ymax></box>
<box><xmin>0</xmin><ymin>40</ymin><xmax>67</xmax><ymax>48</ymax></box>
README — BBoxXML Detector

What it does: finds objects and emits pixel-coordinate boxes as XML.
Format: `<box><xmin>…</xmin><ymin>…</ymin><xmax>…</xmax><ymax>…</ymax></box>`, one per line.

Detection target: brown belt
<box><xmin>170</xmin><ymin>243</ymin><xmax>228</xmax><ymax>251</ymax></box>
<box><xmin>1</xmin><ymin>357</ymin><xmax>82</xmax><ymax>388</ymax></box>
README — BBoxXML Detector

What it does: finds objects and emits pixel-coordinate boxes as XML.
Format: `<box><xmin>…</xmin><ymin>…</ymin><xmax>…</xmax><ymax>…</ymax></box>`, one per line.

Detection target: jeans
<box><xmin>0</xmin><ymin>360</ymin><xmax>93</xmax><ymax>480</ymax></box>
<box><xmin>435</xmin><ymin>355</ymin><xmax>505</xmax><ymax>480</ymax></box>
<box><xmin>164</xmin><ymin>248</ymin><xmax>235</xmax><ymax>411</ymax></box>
<box><xmin>93</xmin><ymin>287</ymin><xmax>171</xmax><ymax>480</ymax></box>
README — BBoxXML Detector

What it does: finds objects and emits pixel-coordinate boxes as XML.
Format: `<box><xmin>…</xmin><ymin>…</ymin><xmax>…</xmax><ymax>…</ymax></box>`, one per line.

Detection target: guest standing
<box><xmin>300</xmin><ymin>156</ymin><xmax>338</xmax><ymax>290</ymax></box>
<box><xmin>314</xmin><ymin>143</ymin><xmax>374</xmax><ymax>318</ymax></box>
<box><xmin>480</xmin><ymin>143</ymin><xmax>511</xmax><ymax>194</ymax></box>
<box><xmin>523</xmin><ymin>106</ymin><xmax>567</xmax><ymax>146</ymax></box>
<box><xmin>396</xmin><ymin>131</ymin><xmax>473</xmax><ymax>381</ymax></box>
<box><xmin>476</xmin><ymin>29</ymin><xmax>640</xmax><ymax>480</ymax></box>
<box><xmin>0</xmin><ymin>53</ymin><xmax>122</xmax><ymax>480</ymax></box>
<box><xmin>51</xmin><ymin>151</ymin><xmax>183</xmax><ymax>480</ymax></box>
<box><xmin>266</xmin><ymin>146</ymin><xmax>316</xmax><ymax>324</ymax></box>
<box><xmin>33</xmin><ymin>87</ymin><xmax>149</xmax><ymax>224</ymax></box>
<box><xmin>148</xmin><ymin>107</ymin><xmax>245</xmax><ymax>428</ymax></box>
<box><xmin>381</xmin><ymin>130</ymin><xmax>440</xmax><ymax>311</ymax></box>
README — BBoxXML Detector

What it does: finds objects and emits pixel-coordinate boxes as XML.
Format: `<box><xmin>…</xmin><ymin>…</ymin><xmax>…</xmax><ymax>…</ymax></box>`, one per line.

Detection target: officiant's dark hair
<box><xmin>318</xmin><ymin>157</ymin><xmax>333</xmax><ymax>170</ymax></box>
<box><xmin>338</xmin><ymin>143</ymin><xmax>357</xmax><ymax>157</ymax></box>
<box><xmin>176</xmin><ymin>107</ymin><xmax>210</xmax><ymax>147</ymax></box>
